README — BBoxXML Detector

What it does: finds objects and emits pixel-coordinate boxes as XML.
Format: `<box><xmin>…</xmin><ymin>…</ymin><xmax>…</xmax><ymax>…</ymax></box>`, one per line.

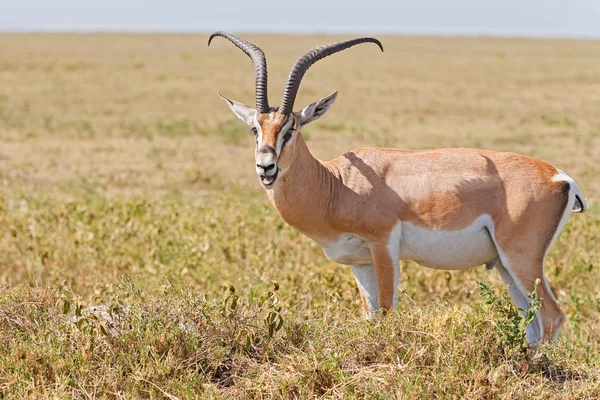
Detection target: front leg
<box><xmin>369</xmin><ymin>240</ymin><xmax>400</xmax><ymax>312</ymax></box>
<box><xmin>351</xmin><ymin>264</ymin><xmax>379</xmax><ymax>316</ymax></box>
<box><xmin>352</xmin><ymin>236</ymin><xmax>401</xmax><ymax>316</ymax></box>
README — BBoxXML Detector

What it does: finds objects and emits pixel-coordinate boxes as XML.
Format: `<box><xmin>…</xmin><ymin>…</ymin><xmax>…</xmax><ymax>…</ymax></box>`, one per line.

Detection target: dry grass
<box><xmin>0</xmin><ymin>33</ymin><xmax>599</xmax><ymax>398</ymax></box>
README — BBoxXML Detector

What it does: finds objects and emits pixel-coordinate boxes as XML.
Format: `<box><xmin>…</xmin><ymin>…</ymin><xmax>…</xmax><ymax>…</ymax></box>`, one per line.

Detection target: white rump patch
<box><xmin>549</xmin><ymin>170</ymin><xmax>580</xmax><ymax>254</ymax></box>
<box><xmin>553</xmin><ymin>169</ymin><xmax>587</xmax><ymax>213</ymax></box>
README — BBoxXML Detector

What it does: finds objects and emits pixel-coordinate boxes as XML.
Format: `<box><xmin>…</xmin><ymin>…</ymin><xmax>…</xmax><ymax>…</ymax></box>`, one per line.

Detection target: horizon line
<box><xmin>1</xmin><ymin>25</ymin><xmax>600</xmax><ymax>40</ymax></box>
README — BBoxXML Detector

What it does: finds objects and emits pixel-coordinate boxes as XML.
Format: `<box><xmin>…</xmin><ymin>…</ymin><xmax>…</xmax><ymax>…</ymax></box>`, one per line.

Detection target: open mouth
<box><xmin>260</xmin><ymin>169</ymin><xmax>278</xmax><ymax>187</ymax></box>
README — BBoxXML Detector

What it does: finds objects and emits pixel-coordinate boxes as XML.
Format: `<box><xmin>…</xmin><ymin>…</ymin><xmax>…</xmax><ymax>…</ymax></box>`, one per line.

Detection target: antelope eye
<box><xmin>251</xmin><ymin>127</ymin><xmax>258</xmax><ymax>135</ymax></box>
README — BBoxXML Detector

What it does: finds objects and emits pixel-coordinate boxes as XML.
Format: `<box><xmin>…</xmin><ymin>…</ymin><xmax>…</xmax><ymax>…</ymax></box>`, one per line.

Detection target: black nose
<box><xmin>257</xmin><ymin>163</ymin><xmax>275</xmax><ymax>171</ymax></box>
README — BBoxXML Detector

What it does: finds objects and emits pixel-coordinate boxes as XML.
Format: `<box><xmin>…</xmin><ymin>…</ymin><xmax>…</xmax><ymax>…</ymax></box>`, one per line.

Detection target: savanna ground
<box><xmin>0</xmin><ymin>33</ymin><xmax>599</xmax><ymax>399</ymax></box>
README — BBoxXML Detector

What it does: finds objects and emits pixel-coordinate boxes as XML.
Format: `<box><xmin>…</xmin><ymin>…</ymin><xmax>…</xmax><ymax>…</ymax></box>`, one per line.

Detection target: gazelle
<box><xmin>209</xmin><ymin>32</ymin><xmax>588</xmax><ymax>345</ymax></box>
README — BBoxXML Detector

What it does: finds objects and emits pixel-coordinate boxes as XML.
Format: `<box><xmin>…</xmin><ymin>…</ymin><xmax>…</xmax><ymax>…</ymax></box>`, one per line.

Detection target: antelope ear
<box><xmin>296</xmin><ymin>91</ymin><xmax>338</xmax><ymax>127</ymax></box>
<box><xmin>218</xmin><ymin>92</ymin><xmax>257</xmax><ymax>125</ymax></box>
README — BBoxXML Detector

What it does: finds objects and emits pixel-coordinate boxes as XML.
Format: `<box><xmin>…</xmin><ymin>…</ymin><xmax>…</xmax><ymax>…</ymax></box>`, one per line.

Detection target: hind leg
<box><xmin>490</xmin><ymin>176</ymin><xmax>574</xmax><ymax>344</ymax></box>
<box><xmin>495</xmin><ymin>261</ymin><xmax>542</xmax><ymax>343</ymax></box>
<box><xmin>494</xmin><ymin>255</ymin><xmax>565</xmax><ymax>344</ymax></box>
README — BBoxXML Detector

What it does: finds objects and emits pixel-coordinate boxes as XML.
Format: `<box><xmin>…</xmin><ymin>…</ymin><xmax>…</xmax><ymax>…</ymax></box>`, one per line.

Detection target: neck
<box><xmin>266</xmin><ymin>133</ymin><xmax>339</xmax><ymax>242</ymax></box>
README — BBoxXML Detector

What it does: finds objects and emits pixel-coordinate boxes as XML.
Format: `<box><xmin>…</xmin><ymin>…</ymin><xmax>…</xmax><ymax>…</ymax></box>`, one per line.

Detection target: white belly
<box><xmin>399</xmin><ymin>215</ymin><xmax>498</xmax><ymax>270</ymax></box>
<box><xmin>322</xmin><ymin>215</ymin><xmax>498</xmax><ymax>270</ymax></box>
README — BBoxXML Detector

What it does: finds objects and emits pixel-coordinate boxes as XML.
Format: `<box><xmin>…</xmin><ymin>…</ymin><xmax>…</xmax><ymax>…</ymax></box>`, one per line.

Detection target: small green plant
<box><xmin>220</xmin><ymin>281</ymin><xmax>284</xmax><ymax>353</ymax></box>
<box><xmin>260</xmin><ymin>281</ymin><xmax>284</xmax><ymax>337</ymax></box>
<box><xmin>478</xmin><ymin>279</ymin><xmax>541</xmax><ymax>355</ymax></box>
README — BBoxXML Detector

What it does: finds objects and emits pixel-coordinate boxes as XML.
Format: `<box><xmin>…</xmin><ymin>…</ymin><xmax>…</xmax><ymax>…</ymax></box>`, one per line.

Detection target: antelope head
<box><xmin>209</xmin><ymin>32</ymin><xmax>383</xmax><ymax>188</ymax></box>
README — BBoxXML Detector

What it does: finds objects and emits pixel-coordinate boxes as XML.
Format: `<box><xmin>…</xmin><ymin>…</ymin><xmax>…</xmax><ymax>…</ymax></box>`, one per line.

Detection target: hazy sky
<box><xmin>1</xmin><ymin>0</ymin><xmax>599</xmax><ymax>38</ymax></box>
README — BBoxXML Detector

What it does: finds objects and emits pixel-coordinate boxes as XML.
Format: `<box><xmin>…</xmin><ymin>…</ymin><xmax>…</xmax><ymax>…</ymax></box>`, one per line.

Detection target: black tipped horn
<box><xmin>208</xmin><ymin>31</ymin><xmax>270</xmax><ymax>113</ymax></box>
<box><xmin>279</xmin><ymin>37</ymin><xmax>383</xmax><ymax>115</ymax></box>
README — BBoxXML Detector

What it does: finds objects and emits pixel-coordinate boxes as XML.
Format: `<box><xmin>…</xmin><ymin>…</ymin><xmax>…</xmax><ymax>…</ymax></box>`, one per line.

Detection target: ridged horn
<box><xmin>279</xmin><ymin>37</ymin><xmax>383</xmax><ymax>115</ymax></box>
<box><xmin>208</xmin><ymin>31</ymin><xmax>270</xmax><ymax>113</ymax></box>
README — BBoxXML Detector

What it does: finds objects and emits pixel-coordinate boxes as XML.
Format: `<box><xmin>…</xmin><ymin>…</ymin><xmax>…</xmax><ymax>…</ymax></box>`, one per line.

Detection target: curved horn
<box><xmin>208</xmin><ymin>31</ymin><xmax>270</xmax><ymax>113</ymax></box>
<box><xmin>279</xmin><ymin>37</ymin><xmax>383</xmax><ymax>115</ymax></box>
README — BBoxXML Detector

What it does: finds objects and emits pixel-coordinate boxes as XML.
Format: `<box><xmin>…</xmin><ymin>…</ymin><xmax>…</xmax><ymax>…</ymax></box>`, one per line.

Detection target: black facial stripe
<box><xmin>282</xmin><ymin>131</ymin><xmax>292</xmax><ymax>146</ymax></box>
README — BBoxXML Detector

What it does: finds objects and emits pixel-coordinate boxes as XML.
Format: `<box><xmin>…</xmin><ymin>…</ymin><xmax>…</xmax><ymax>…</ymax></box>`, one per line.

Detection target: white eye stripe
<box><xmin>253</xmin><ymin>116</ymin><xmax>263</xmax><ymax>145</ymax></box>
<box><xmin>276</xmin><ymin>118</ymin><xmax>295</xmax><ymax>154</ymax></box>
